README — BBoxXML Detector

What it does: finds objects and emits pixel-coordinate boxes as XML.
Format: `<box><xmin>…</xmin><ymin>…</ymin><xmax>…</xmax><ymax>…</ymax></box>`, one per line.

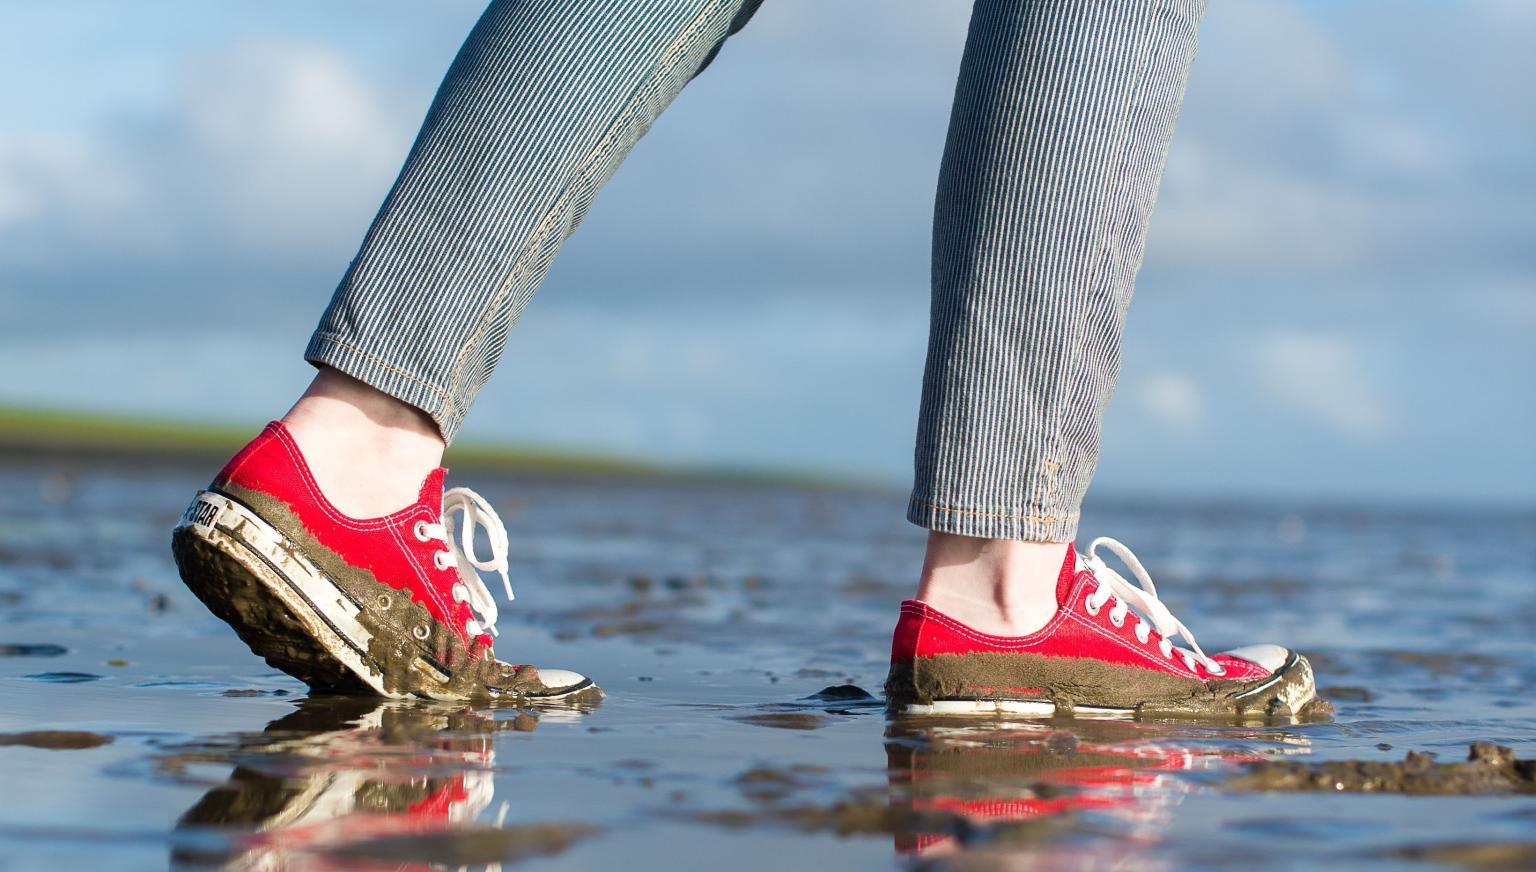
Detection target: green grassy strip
<box><xmin>0</xmin><ymin>406</ymin><xmax>250</xmax><ymax>456</ymax></box>
<box><xmin>0</xmin><ymin>404</ymin><xmax>854</xmax><ymax>487</ymax></box>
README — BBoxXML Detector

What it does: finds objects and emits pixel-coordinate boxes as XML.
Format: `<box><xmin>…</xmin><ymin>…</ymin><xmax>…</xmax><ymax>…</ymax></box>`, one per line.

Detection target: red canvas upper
<box><xmin>891</xmin><ymin>546</ymin><xmax>1271</xmax><ymax>681</ymax></box>
<box><xmin>213</xmin><ymin>422</ymin><xmax>494</xmax><ymax>654</ymax></box>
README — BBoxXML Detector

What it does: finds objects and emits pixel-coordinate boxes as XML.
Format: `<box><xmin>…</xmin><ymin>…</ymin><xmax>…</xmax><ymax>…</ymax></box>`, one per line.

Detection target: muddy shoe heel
<box><xmin>171</xmin><ymin>422</ymin><xmax>600</xmax><ymax>703</ymax></box>
<box><xmin>173</xmin><ymin>491</ymin><xmax>381</xmax><ymax>694</ymax></box>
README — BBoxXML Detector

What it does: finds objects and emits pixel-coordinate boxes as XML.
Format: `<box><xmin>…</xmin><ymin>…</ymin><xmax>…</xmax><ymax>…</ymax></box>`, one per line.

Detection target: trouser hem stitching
<box><xmin>306</xmin><ymin>333</ymin><xmax>450</xmax><ymax>404</ymax></box>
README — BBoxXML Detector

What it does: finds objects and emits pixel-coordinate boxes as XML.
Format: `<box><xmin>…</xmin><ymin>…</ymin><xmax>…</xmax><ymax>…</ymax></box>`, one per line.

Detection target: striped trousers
<box><xmin>307</xmin><ymin>0</ymin><xmax>1205</xmax><ymax>542</ymax></box>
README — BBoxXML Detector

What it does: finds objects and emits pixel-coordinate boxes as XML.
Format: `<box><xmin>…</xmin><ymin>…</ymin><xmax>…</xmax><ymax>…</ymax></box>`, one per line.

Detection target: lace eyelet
<box><xmin>375</xmin><ymin>594</ymin><xmax>391</xmax><ymax>610</ymax></box>
<box><xmin>411</xmin><ymin>625</ymin><xmax>430</xmax><ymax>641</ymax></box>
<box><xmin>412</xmin><ymin>520</ymin><xmax>429</xmax><ymax>541</ymax></box>
<box><xmin>1110</xmin><ymin>612</ymin><xmax>1126</xmax><ymax>628</ymax></box>
<box><xmin>1084</xmin><ymin>596</ymin><xmax>1101</xmax><ymax>616</ymax></box>
<box><xmin>452</xmin><ymin>583</ymin><xmax>469</xmax><ymax>603</ymax></box>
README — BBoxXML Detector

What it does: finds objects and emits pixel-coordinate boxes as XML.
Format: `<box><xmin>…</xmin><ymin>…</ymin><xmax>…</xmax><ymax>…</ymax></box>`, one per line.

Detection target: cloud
<box><xmin>173</xmin><ymin>40</ymin><xmax>413</xmax><ymax>250</ymax></box>
<box><xmin>0</xmin><ymin>135</ymin><xmax>134</xmax><ymax>236</ymax></box>
<box><xmin>1147</xmin><ymin>0</ymin><xmax>1535</xmax><ymax>279</ymax></box>
<box><xmin>0</xmin><ymin>38</ymin><xmax>414</xmax><ymax>282</ymax></box>
<box><xmin>1133</xmin><ymin>372</ymin><xmax>1205</xmax><ymax>434</ymax></box>
<box><xmin>1251</xmin><ymin>332</ymin><xmax>1392</xmax><ymax>439</ymax></box>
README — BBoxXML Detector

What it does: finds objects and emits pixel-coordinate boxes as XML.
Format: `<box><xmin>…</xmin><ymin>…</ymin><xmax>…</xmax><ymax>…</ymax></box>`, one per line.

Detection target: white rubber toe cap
<box><xmin>1222</xmin><ymin>644</ymin><xmax>1290</xmax><ymax>673</ymax></box>
<box><xmin>533</xmin><ymin>668</ymin><xmax>589</xmax><ymax>692</ymax></box>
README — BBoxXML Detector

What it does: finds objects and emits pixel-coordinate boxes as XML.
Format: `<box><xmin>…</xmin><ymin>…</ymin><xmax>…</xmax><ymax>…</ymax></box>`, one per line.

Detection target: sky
<box><xmin>0</xmin><ymin>0</ymin><xmax>1531</xmax><ymax>505</ymax></box>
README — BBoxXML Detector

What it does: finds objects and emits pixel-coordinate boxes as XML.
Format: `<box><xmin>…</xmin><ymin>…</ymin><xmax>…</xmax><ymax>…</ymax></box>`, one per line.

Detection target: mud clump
<box><xmin>0</xmin><ymin>643</ymin><xmax>67</xmax><ymax>657</ymax></box>
<box><xmin>734</xmin><ymin>765</ymin><xmax>831</xmax><ymax>800</ymax></box>
<box><xmin>0</xmin><ymin>730</ymin><xmax>114</xmax><ymax>750</ymax></box>
<box><xmin>319</xmin><ymin>824</ymin><xmax>597</xmax><ymax>866</ymax></box>
<box><xmin>730</xmin><ymin>712</ymin><xmax>829</xmax><ymax>731</ymax></box>
<box><xmin>1320</xmin><ymin>685</ymin><xmax>1374</xmax><ymax>702</ymax></box>
<box><xmin>691</xmin><ymin>794</ymin><xmax>906</xmax><ymax>836</ymax></box>
<box><xmin>591</xmin><ymin>619</ymin><xmax>665</xmax><ymax>638</ymax></box>
<box><xmin>1385</xmin><ymin>651</ymin><xmax>1504</xmax><ymax>676</ymax></box>
<box><xmin>1293</xmin><ymin>697</ymin><xmax>1335</xmax><ymax>720</ymax></box>
<box><xmin>803</xmin><ymin>684</ymin><xmax>877</xmax><ymax>703</ymax></box>
<box><xmin>1390</xmin><ymin>841</ymin><xmax>1536</xmax><ymax>871</ymax></box>
<box><xmin>1231</xmin><ymin>743</ymin><xmax>1536</xmax><ymax>795</ymax></box>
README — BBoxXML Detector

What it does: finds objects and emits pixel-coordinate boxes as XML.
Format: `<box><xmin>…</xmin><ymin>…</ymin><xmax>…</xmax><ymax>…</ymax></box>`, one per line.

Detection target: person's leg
<box><xmin>175</xmin><ymin>0</ymin><xmax>763</xmax><ymax>700</ymax></box>
<box><xmin>889</xmin><ymin>0</ymin><xmax>1318</xmax><ymax>719</ymax></box>
<box><xmin>290</xmin><ymin>0</ymin><xmax>763</xmax><ymax>518</ymax></box>
<box><xmin>910</xmin><ymin>0</ymin><xmax>1204</xmax><ymax>636</ymax></box>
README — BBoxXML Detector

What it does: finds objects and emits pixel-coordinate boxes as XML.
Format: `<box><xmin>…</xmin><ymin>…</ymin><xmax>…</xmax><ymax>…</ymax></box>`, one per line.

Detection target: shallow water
<box><xmin>1</xmin><ymin>458</ymin><xmax>1534</xmax><ymax>870</ymax></box>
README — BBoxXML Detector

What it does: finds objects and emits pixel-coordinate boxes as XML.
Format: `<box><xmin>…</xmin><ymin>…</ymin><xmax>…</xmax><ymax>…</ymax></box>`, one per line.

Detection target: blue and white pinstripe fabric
<box><xmin>910</xmin><ymin>0</ymin><xmax>1205</xmax><ymax>541</ymax></box>
<box><xmin>307</xmin><ymin>0</ymin><xmax>760</xmax><ymax>439</ymax></box>
<box><xmin>307</xmin><ymin>0</ymin><xmax>1204</xmax><ymax>542</ymax></box>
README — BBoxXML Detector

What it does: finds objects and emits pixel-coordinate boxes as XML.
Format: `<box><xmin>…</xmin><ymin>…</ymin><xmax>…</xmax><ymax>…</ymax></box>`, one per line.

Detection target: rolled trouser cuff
<box><xmin>304</xmin><ymin>332</ymin><xmax>469</xmax><ymax>442</ymax></box>
<box><xmin>906</xmin><ymin>491</ymin><xmax>1079</xmax><ymax>543</ymax></box>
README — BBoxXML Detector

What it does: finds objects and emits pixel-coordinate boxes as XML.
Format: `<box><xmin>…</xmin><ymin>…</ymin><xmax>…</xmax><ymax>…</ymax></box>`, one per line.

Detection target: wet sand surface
<box><xmin>1</xmin><ymin>459</ymin><xmax>1533</xmax><ymax>870</ymax></box>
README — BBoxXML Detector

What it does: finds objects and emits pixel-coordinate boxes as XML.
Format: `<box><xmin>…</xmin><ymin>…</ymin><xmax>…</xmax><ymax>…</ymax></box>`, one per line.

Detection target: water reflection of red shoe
<box><xmin>886</xmin><ymin>716</ymin><xmax>1276</xmax><ymax>859</ymax></box>
<box><xmin>170</xmin><ymin>697</ymin><xmax>593</xmax><ymax>870</ymax></box>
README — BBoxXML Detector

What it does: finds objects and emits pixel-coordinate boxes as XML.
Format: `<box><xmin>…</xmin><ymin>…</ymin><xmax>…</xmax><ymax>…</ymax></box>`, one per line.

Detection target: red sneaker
<box><xmin>885</xmin><ymin>539</ymin><xmax>1319</xmax><ymax>719</ymax></box>
<box><xmin>171</xmin><ymin>422</ymin><xmax>598</xmax><ymax>701</ymax></box>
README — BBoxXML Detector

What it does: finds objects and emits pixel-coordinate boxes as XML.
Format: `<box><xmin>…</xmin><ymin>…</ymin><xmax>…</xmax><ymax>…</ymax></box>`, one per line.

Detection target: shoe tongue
<box><xmin>1055</xmin><ymin>543</ymin><xmax>1078</xmax><ymax>605</ymax></box>
<box><xmin>416</xmin><ymin>468</ymin><xmax>447</xmax><ymax>513</ymax></box>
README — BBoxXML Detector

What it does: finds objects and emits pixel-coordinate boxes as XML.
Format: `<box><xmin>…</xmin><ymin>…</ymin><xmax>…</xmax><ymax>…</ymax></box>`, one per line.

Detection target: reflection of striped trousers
<box><xmin>307</xmin><ymin>0</ymin><xmax>1205</xmax><ymax>542</ymax></box>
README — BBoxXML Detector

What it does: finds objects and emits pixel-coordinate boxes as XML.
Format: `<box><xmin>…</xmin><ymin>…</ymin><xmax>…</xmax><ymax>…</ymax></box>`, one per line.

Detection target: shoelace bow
<box><xmin>416</xmin><ymin>487</ymin><xmax>515</xmax><ymax>639</ymax></box>
<box><xmin>1078</xmin><ymin>536</ymin><xmax>1223</xmax><ymax>674</ymax></box>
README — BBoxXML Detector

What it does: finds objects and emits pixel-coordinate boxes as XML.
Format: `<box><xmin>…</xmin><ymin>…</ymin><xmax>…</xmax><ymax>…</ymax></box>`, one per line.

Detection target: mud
<box><xmin>1231</xmin><ymin>743</ymin><xmax>1536</xmax><ymax>795</ymax></box>
<box><xmin>803</xmin><ymin>684</ymin><xmax>878</xmax><ymax>703</ymax></box>
<box><xmin>0</xmin><ymin>730</ymin><xmax>114</xmax><ymax>749</ymax></box>
<box><xmin>1319</xmin><ymin>684</ymin><xmax>1375</xmax><ymax>702</ymax></box>
<box><xmin>211</xmin><ymin>482</ymin><xmax>587</xmax><ymax>701</ymax></box>
<box><xmin>689</xmin><ymin>792</ymin><xmax>916</xmax><ymax>837</ymax></box>
<box><xmin>0</xmin><ymin>643</ymin><xmax>66</xmax><ymax>657</ymax></box>
<box><xmin>1385</xmin><ymin>650</ymin><xmax>1507</xmax><ymax>676</ymax></box>
<box><xmin>320</xmin><ymin>824</ymin><xmax>598</xmax><ymax>866</ymax></box>
<box><xmin>886</xmin><ymin>649</ymin><xmax>1321</xmax><ymax>720</ymax></box>
<box><xmin>730</xmin><ymin>712</ymin><xmax>830</xmax><ymax>730</ymax></box>
<box><xmin>1390</xmin><ymin>841</ymin><xmax>1536</xmax><ymax>870</ymax></box>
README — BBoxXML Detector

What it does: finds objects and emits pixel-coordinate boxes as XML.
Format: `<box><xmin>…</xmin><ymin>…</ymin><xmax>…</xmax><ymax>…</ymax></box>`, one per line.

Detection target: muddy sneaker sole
<box><xmin>172</xmin><ymin>490</ymin><xmax>597</xmax><ymax>702</ymax></box>
<box><xmin>889</xmin><ymin>650</ymin><xmax>1321</xmax><ymax>721</ymax></box>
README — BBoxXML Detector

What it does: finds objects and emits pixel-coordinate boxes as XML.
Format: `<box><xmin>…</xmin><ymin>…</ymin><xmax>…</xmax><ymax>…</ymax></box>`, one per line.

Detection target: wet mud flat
<box><xmin>1231</xmin><ymin>742</ymin><xmax>1536</xmax><ymax>796</ymax></box>
<box><xmin>1</xmin><ymin>457</ymin><xmax>1534</xmax><ymax>870</ymax></box>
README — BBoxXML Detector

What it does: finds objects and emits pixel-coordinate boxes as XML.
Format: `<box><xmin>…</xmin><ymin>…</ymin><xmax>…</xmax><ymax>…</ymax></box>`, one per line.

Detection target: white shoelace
<box><xmin>1078</xmin><ymin>536</ymin><xmax>1223</xmax><ymax>675</ymax></box>
<box><xmin>413</xmin><ymin>487</ymin><xmax>514</xmax><ymax>639</ymax></box>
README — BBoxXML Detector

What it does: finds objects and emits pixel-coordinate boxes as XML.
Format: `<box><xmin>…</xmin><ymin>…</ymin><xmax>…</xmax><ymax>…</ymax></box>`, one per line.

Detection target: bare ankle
<box><xmin>280</xmin><ymin>368</ymin><xmax>445</xmax><ymax>518</ymax></box>
<box><xmin>915</xmin><ymin>532</ymin><xmax>1070</xmax><ymax>636</ymax></box>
